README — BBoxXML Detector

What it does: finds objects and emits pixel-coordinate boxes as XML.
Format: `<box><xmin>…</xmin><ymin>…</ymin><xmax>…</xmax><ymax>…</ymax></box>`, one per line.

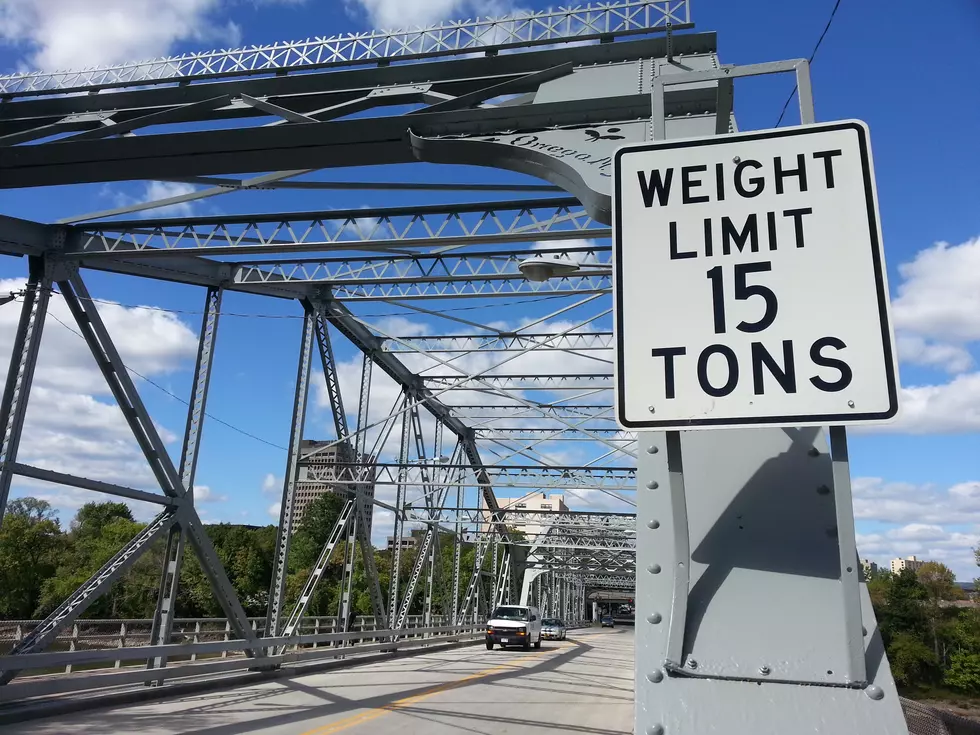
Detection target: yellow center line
<box><xmin>297</xmin><ymin>644</ymin><xmax>568</xmax><ymax>735</ymax></box>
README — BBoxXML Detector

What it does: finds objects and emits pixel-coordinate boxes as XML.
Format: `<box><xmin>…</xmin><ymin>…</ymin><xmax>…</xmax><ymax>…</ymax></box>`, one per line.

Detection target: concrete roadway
<box><xmin>7</xmin><ymin>627</ymin><xmax>634</xmax><ymax>735</ymax></box>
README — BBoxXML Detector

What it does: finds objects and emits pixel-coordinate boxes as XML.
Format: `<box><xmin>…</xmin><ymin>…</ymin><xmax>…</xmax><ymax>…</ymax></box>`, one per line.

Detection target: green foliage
<box><xmin>888</xmin><ymin>633</ymin><xmax>938</xmax><ymax>686</ymax></box>
<box><xmin>0</xmin><ymin>499</ymin><xmax>63</xmax><ymax>618</ymax></box>
<box><xmin>945</xmin><ymin>651</ymin><xmax>980</xmax><ymax>693</ymax></box>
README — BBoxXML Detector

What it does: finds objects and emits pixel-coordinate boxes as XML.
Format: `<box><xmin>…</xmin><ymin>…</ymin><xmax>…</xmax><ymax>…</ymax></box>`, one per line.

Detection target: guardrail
<box><xmin>0</xmin><ymin>616</ymin><xmax>480</xmax><ymax>703</ymax></box>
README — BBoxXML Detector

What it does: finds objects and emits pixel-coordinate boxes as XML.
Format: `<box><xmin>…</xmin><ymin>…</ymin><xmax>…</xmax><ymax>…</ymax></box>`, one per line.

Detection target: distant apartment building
<box><xmin>477</xmin><ymin>491</ymin><xmax>570</xmax><ymax>542</ymax></box>
<box><xmin>295</xmin><ymin>439</ymin><xmax>376</xmax><ymax>534</ymax></box>
<box><xmin>860</xmin><ymin>558</ymin><xmax>878</xmax><ymax>578</ymax></box>
<box><xmin>890</xmin><ymin>555</ymin><xmax>925</xmax><ymax>575</ymax></box>
<box><xmin>386</xmin><ymin>528</ymin><xmax>426</xmax><ymax>552</ymax></box>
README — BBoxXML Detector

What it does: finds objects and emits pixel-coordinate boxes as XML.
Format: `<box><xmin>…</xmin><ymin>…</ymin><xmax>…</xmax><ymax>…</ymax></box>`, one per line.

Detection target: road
<box><xmin>6</xmin><ymin>627</ymin><xmax>634</xmax><ymax>735</ymax></box>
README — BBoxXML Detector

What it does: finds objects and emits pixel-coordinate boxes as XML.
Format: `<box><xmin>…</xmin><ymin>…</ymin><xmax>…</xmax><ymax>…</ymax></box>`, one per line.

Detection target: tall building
<box><xmin>859</xmin><ymin>558</ymin><xmax>878</xmax><ymax>578</ymax></box>
<box><xmin>295</xmin><ymin>439</ymin><xmax>376</xmax><ymax>535</ymax></box>
<box><xmin>890</xmin><ymin>555</ymin><xmax>925</xmax><ymax>575</ymax></box>
<box><xmin>482</xmin><ymin>491</ymin><xmax>569</xmax><ymax>543</ymax></box>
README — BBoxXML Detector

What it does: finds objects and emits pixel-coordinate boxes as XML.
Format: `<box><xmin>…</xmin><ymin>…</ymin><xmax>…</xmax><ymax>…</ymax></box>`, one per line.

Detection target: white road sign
<box><xmin>613</xmin><ymin>120</ymin><xmax>899</xmax><ymax>430</ymax></box>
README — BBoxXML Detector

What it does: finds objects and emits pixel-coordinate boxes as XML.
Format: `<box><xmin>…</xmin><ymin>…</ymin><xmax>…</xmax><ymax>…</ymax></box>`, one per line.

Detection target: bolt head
<box><xmin>686</xmin><ymin>658</ymin><xmax>698</xmax><ymax>669</ymax></box>
<box><xmin>733</xmin><ymin>156</ymin><xmax>741</xmax><ymax>163</ymax></box>
<box><xmin>648</xmin><ymin>405</ymin><xmax>656</xmax><ymax>413</ymax></box>
<box><xmin>847</xmin><ymin>400</ymin><xmax>856</xmax><ymax>408</ymax></box>
<box><xmin>647</xmin><ymin>613</ymin><xmax>662</xmax><ymax>624</ymax></box>
<box><xmin>646</xmin><ymin>670</ymin><xmax>664</xmax><ymax>683</ymax></box>
<box><xmin>647</xmin><ymin>520</ymin><xmax>660</xmax><ymax>529</ymax></box>
<box><xmin>648</xmin><ymin>564</ymin><xmax>661</xmax><ymax>574</ymax></box>
<box><xmin>646</xmin><ymin>445</ymin><xmax>659</xmax><ymax>454</ymax></box>
<box><xmin>759</xmin><ymin>665</ymin><xmax>770</xmax><ymax>676</ymax></box>
<box><xmin>866</xmin><ymin>685</ymin><xmax>885</xmax><ymax>701</ymax></box>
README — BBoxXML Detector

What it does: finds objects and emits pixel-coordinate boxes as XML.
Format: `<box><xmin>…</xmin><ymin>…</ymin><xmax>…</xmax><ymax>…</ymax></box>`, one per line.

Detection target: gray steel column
<box><xmin>450</xmin><ymin>481</ymin><xmax>463</xmax><ymax>623</ymax></box>
<box><xmin>147</xmin><ymin>286</ymin><xmax>222</xmax><ymax>680</ymax></box>
<box><xmin>0</xmin><ymin>256</ymin><xmax>51</xmax><ymax>524</ymax></box>
<box><xmin>387</xmin><ymin>399</ymin><xmax>413</xmax><ymax>625</ymax></box>
<box><xmin>340</xmin><ymin>354</ymin><xmax>373</xmax><ymax>632</ymax></box>
<box><xmin>265</xmin><ymin>305</ymin><xmax>314</xmax><ymax>638</ymax></box>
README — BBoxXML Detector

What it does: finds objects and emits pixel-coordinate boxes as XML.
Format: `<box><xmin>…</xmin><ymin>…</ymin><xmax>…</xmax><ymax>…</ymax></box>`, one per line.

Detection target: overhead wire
<box><xmin>774</xmin><ymin>0</ymin><xmax>843</xmax><ymax>127</ymax></box>
<box><xmin>43</xmin><ymin>306</ymin><xmax>288</xmax><ymax>451</ymax></box>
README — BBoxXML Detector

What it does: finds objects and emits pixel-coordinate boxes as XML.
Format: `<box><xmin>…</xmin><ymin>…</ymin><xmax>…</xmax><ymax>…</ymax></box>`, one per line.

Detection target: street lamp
<box><xmin>517</xmin><ymin>255</ymin><xmax>612</xmax><ymax>282</ymax></box>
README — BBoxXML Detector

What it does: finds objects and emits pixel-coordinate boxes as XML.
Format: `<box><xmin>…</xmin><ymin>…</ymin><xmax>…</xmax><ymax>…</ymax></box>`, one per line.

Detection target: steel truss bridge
<box><xmin>0</xmin><ymin>2</ymin><xmax>932</xmax><ymax>734</ymax></box>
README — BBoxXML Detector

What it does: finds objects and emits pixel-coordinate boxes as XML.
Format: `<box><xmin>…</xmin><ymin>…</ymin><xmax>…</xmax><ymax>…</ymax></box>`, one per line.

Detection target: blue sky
<box><xmin>0</xmin><ymin>1</ymin><xmax>978</xmax><ymax>576</ymax></box>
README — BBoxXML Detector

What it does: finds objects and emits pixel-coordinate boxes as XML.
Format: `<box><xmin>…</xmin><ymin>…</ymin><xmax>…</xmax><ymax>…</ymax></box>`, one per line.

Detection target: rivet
<box><xmin>647</xmin><ymin>520</ymin><xmax>660</xmax><ymax>529</ymax></box>
<box><xmin>648</xmin><ymin>405</ymin><xmax>656</xmax><ymax>413</ymax></box>
<box><xmin>647</xmin><ymin>613</ymin><xmax>662</xmax><ymax>624</ymax></box>
<box><xmin>866</xmin><ymin>685</ymin><xmax>885</xmax><ymax>701</ymax></box>
<box><xmin>647</xmin><ymin>725</ymin><xmax>665</xmax><ymax>735</ymax></box>
<box><xmin>646</xmin><ymin>480</ymin><xmax>660</xmax><ymax>490</ymax></box>
<box><xmin>648</xmin><ymin>564</ymin><xmax>662</xmax><ymax>574</ymax></box>
<box><xmin>687</xmin><ymin>658</ymin><xmax>698</xmax><ymax>669</ymax></box>
<box><xmin>862</xmin><ymin>626</ymin><xmax>868</xmax><ymax>636</ymax></box>
<box><xmin>848</xmin><ymin>400</ymin><xmax>856</xmax><ymax>408</ymax></box>
<box><xmin>816</xmin><ymin>484</ymin><xmax>831</xmax><ymax>495</ymax></box>
<box><xmin>732</xmin><ymin>155</ymin><xmax>741</xmax><ymax>163</ymax></box>
<box><xmin>647</xmin><ymin>445</ymin><xmax>659</xmax><ymax>454</ymax></box>
<box><xmin>759</xmin><ymin>665</ymin><xmax>770</xmax><ymax>676</ymax></box>
<box><xmin>646</xmin><ymin>670</ymin><xmax>664</xmax><ymax>683</ymax></box>
<box><xmin>808</xmin><ymin>447</ymin><xmax>820</xmax><ymax>457</ymax></box>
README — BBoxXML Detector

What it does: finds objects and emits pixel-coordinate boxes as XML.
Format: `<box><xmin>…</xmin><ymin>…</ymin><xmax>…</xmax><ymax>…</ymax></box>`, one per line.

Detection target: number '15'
<box><xmin>705</xmin><ymin>262</ymin><xmax>778</xmax><ymax>334</ymax></box>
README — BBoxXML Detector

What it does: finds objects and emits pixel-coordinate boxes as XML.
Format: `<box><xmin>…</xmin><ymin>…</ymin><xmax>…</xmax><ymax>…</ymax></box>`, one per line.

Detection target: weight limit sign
<box><xmin>612</xmin><ymin>120</ymin><xmax>900</xmax><ymax>430</ymax></box>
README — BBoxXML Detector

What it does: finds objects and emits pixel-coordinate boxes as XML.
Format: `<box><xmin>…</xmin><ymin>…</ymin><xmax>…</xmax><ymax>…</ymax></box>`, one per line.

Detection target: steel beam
<box><xmin>147</xmin><ymin>286</ymin><xmax>222</xmax><ymax>680</ymax></box>
<box><xmin>265</xmin><ymin>306</ymin><xmax>314</xmax><ymax>638</ymax></box>
<box><xmin>0</xmin><ymin>257</ymin><xmax>52</xmax><ymax>522</ymax></box>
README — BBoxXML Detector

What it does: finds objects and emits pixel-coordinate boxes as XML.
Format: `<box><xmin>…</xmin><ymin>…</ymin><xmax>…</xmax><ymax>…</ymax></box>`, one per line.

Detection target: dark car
<box><xmin>601</xmin><ymin>615</ymin><xmax>614</xmax><ymax>628</ymax></box>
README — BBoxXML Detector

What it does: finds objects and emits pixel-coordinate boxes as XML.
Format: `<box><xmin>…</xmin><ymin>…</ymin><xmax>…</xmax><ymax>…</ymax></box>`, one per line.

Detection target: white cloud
<box><xmin>852</xmin><ymin>477</ymin><xmax>980</xmax><ymax>526</ymax></box>
<box><xmin>0</xmin><ymin>0</ymin><xmax>240</xmax><ymax>71</ymax></box>
<box><xmin>1</xmin><ymin>277</ymin><xmax>196</xmax><ymax>519</ymax></box>
<box><xmin>347</xmin><ymin>0</ymin><xmax>517</xmax><ymax>30</ymax></box>
<box><xmin>262</xmin><ymin>473</ymin><xmax>282</xmax><ymax>495</ymax></box>
<box><xmin>853</xmin><ymin>477</ymin><xmax>980</xmax><ymax>579</ymax></box>
<box><xmin>892</xmin><ymin>236</ymin><xmax>980</xmax><ymax>344</ymax></box>
<box><xmin>896</xmin><ymin>335</ymin><xmax>974</xmax><ymax>374</ymax></box>
<box><xmin>193</xmin><ymin>485</ymin><xmax>228</xmax><ymax>503</ymax></box>
<box><xmin>267</xmin><ymin>501</ymin><xmax>281</xmax><ymax>519</ymax></box>
<box><xmin>860</xmin><ymin>372</ymin><xmax>980</xmax><ymax>435</ymax></box>
<box><xmin>108</xmin><ymin>181</ymin><xmax>200</xmax><ymax>218</ymax></box>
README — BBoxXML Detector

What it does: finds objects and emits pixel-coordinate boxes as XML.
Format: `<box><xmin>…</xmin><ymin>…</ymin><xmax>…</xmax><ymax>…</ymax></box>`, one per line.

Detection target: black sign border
<box><xmin>613</xmin><ymin>121</ymin><xmax>899</xmax><ymax>430</ymax></box>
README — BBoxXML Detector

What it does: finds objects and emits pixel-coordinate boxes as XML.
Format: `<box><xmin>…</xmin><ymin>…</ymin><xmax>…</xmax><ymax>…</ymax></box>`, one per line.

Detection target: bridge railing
<box><xmin>0</xmin><ymin>615</ymin><xmax>480</xmax><ymax>703</ymax></box>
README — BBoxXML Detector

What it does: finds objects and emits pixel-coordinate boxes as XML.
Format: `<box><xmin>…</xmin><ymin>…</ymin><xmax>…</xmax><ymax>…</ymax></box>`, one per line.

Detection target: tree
<box><xmin>918</xmin><ymin>561</ymin><xmax>960</xmax><ymax>602</ymax></box>
<box><xmin>0</xmin><ymin>498</ymin><xmax>64</xmax><ymax>618</ymax></box>
<box><xmin>888</xmin><ymin>632</ymin><xmax>938</xmax><ymax>687</ymax></box>
<box><xmin>917</xmin><ymin>562</ymin><xmax>961</xmax><ymax>660</ymax></box>
<box><xmin>945</xmin><ymin>651</ymin><xmax>980</xmax><ymax>693</ymax></box>
<box><xmin>880</xmin><ymin>568</ymin><xmax>928</xmax><ymax>645</ymax></box>
<box><xmin>71</xmin><ymin>501</ymin><xmax>133</xmax><ymax>539</ymax></box>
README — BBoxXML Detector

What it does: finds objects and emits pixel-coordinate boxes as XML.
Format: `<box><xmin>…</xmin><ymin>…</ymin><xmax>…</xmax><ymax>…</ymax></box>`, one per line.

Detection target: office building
<box><xmin>890</xmin><ymin>555</ymin><xmax>925</xmax><ymax>575</ymax></box>
<box><xmin>295</xmin><ymin>439</ymin><xmax>376</xmax><ymax>534</ymax></box>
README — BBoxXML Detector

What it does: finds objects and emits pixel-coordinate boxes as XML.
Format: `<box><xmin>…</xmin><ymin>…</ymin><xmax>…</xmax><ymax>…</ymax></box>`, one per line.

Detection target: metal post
<box><xmin>147</xmin><ymin>286</ymin><xmax>222</xmax><ymax>682</ymax></box>
<box><xmin>387</xmin><ymin>399</ymin><xmax>413</xmax><ymax>625</ymax></box>
<box><xmin>265</xmin><ymin>305</ymin><xmax>314</xmax><ymax>639</ymax></box>
<box><xmin>451</xmin><ymin>481</ymin><xmax>463</xmax><ymax>623</ymax></box>
<box><xmin>0</xmin><ymin>256</ymin><xmax>51</xmax><ymax>524</ymax></box>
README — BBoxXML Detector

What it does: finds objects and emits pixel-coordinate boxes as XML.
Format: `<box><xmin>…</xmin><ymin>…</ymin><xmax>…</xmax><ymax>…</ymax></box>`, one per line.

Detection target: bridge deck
<box><xmin>6</xmin><ymin>628</ymin><xmax>633</xmax><ymax>735</ymax></box>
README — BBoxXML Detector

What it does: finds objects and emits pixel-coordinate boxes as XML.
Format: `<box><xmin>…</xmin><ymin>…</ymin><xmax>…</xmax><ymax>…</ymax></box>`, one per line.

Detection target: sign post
<box><xmin>620</xmin><ymin>122</ymin><xmax>908</xmax><ymax>735</ymax></box>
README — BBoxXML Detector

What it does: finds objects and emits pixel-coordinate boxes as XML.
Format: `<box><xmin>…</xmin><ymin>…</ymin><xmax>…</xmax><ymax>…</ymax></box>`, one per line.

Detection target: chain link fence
<box><xmin>901</xmin><ymin>697</ymin><xmax>980</xmax><ymax>735</ymax></box>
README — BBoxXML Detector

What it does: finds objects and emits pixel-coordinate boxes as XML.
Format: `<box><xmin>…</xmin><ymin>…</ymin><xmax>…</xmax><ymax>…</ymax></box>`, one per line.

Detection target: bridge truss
<box><xmin>0</xmin><ymin>2</ymin><xmax>915</xmax><ymax>733</ymax></box>
<box><xmin>0</xmin><ymin>0</ymin><xmax>683</xmax><ymax>701</ymax></box>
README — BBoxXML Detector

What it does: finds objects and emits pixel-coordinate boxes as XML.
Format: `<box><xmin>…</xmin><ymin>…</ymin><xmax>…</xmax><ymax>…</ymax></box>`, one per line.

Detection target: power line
<box><xmin>774</xmin><ymin>0</ymin><xmax>843</xmax><ymax>128</ymax></box>
<box><xmin>46</xmin><ymin>311</ymin><xmax>288</xmax><ymax>451</ymax></box>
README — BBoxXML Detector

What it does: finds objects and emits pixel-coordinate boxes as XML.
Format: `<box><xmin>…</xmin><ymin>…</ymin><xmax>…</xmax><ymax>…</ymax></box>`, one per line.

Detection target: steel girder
<box><xmin>0</xmin><ymin>1</ymin><xmax>690</xmax><ymax>98</ymax></box>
